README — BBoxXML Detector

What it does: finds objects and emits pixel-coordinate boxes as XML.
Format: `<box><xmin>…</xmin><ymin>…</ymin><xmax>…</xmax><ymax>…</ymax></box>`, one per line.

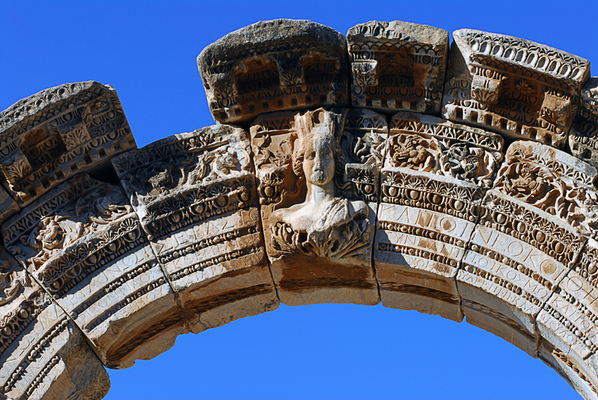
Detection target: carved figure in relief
<box><xmin>28</xmin><ymin>215</ymin><xmax>84</xmax><ymax>269</ymax></box>
<box><xmin>494</xmin><ymin>152</ymin><xmax>598</xmax><ymax>233</ymax></box>
<box><xmin>388</xmin><ymin>134</ymin><xmax>440</xmax><ymax>171</ymax></box>
<box><xmin>271</xmin><ymin>109</ymin><xmax>371</xmax><ymax>260</ymax></box>
<box><xmin>0</xmin><ymin>259</ymin><xmax>29</xmax><ymax>306</ymax></box>
<box><xmin>21</xmin><ymin>183</ymin><xmax>133</xmax><ymax>270</ymax></box>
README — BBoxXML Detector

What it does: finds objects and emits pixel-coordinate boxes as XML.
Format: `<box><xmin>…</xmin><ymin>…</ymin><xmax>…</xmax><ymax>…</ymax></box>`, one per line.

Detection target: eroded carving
<box><xmin>347</xmin><ymin>21</ymin><xmax>449</xmax><ymax>114</ymax></box>
<box><xmin>493</xmin><ymin>141</ymin><xmax>598</xmax><ymax>236</ymax></box>
<box><xmin>1</xmin><ymin>174</ymin><xmax>186</xmax><ymax>369</ymax></box>
<box><xmin>388</xmin><ymin>112</ymin><xmax>504</xmax><ymax>188</ymax></box>
<box><xmin>571</xmin><ymin>78</ymin><xmax>598</xmax><ymax>168</ymax></box>
<box><xmin>442</xmin><ymin>30</ymin><xmax>590</xmax><ymax>147</ymax></box>
<box><xmin>270</xmin><ymin>109</ymin><xmax>371</xmax><ymax>261</ymax></box>
<box><xmin>198</xmin><ymin>19</ymin><xmax>349</xmax><ymax>124</ymax></box>
<box><xmin>112</xmin><ymin>124</ymin><xmax>277</xmax><ymax>334</ymax></box>
<box><xmin>0</xmin><ymin>246</ymin><xmax>109</xmax><ymax>399</ymax></box>
<box><xmin>0</xmin><ymin>81</ymin><xmax>136</xmax><ymax>206</ymax></box>
<box><xmin>252</xmin><ymin>108</ymin><xmax>378</xmax><ymax>306</ymax></box>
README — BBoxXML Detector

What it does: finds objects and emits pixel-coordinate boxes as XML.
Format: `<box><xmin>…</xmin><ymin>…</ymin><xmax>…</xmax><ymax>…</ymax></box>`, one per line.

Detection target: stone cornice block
<box><xmin>0</xmin><ymin>81</ymin><xmax>136</xmax><ymax>208</ymax></box>
<box><xmin>198</xmin><ymin>19</ymin><xmax>350</xmax><ymax>124</ymax></box>
<box><xmin>442</xmin><ymin>29</ymin><xmax>591</xmax><ymax>148</ymax></box>
<box><xmin>347</xmin><ymin>20</ymin><xmax>449</xmax><ymax>114</ymax></box>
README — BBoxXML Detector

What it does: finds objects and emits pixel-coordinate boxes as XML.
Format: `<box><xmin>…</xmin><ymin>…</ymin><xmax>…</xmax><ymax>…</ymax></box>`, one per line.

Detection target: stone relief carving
<box><xmin>347</xmin><ymin>21</ymin><xmax>449</xmax><ymax>113</ymax></box>
<box><xmin>270</xmin><ymin>109</ymin><xmax>372</xmax><ymax>261</ymax></box>
<box><xmin>113</xmin><ymin>124</ymin><xmax>277</xmax><ymax>335</ymax></box>
<box><xmin>442</xmin><ymin>29</ymin><xmax>590</xmax><ymax>148</ymax></box>
<box><xmin>571</xmin><ymin>78</ymin><xmax>598</xmax><ymax>168</ymax></box>
<box><xmin>388</xmin><ymin>113</ymin><xmax>504</xmax><ymax>188</ymax></box>
<box><xmin>493</xmin><ymin>141</ymin><xmax>598</xmax><ymax>235</ymax></box>
<box><xmin>4</xmin><ymin>18</ymin><xmax>598</xmax><ymax>400</ymax></box>
<box><xmin>0</xmin><ymin>81</ymin><xmax>136</xmax><ymax>206</ymax></box>
<box><xmin>198</xmin><ymin>19</ymin><xmax>349</xmax><ymax>124</ymax></box>
<box><xmin>0</xmin><ymin>245</ymin><xmax>110</xmax><ymax>399</ymax></box>
<box><xmin>4</xmin><ymin>176</ymin><xmax>133</xmax><ymax>276</ymax></box>
<box><xmin>341</xmin><ymin>109</ymin><xmax>387</xmax><ymax>203</ymax></box>
<box><xmin>251</xmin><ymin>108</ymin><xmax>378</xmax><ymax>306</ymax></box>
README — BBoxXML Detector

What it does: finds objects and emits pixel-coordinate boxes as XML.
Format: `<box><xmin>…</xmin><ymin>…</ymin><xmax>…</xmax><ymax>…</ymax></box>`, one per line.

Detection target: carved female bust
<box><xmin>271</xmin><ymin>109</ymin><xmax>371</xmax><ymax>261</ymax></box>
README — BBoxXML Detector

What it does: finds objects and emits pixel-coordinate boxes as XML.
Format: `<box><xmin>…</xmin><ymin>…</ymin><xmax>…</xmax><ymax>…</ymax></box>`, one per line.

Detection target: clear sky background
<box><xmin>1</xmin><ymin>1</ymin><xmax>597</xmax><ymax>399</ymax></box>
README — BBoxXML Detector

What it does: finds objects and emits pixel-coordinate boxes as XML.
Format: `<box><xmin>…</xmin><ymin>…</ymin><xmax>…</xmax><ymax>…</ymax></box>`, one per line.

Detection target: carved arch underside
<box><xmin>3</xmin><ymin>19</ymin><xmax>598</xmax><ymax>400</ymax></box>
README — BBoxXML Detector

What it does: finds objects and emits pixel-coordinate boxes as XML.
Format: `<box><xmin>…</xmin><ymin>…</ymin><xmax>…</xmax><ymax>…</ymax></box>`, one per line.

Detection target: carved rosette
<box><xmin>251</xmin><ymin>108</ymin><xmax>378</xmax><ymax>306</ymax></box>
<box><xmin>112</xmin><ymin>124</ymin><xmax>277</xmax><ymax>334</ymax></box>
<box><xmin>198</xmin><ymin>19</ymin><xmax>349</xmax><ymax>124</ymax></box>
<box><xmin>0</xmin><ymin>81</ymin><xmax>136</xmax><ymax>207</ymax></box>
<box><xmin>442</xmin><ymin>30</ymin><xmax>590</xmax><ymax>147</ymax></box>
<box><xmin>347</xmin><ymin>21</ymin><xmax>449</xmax><ymax>114</ymax></box>
<box><xmin>0</xmin><ymin>246</ymin><xmax>109</xmax><ymax>399</ymax></box>
<box><xmin>1</xmin><ymin>174</ymin><xmax>184</xmax><ymax>369</ymax></box>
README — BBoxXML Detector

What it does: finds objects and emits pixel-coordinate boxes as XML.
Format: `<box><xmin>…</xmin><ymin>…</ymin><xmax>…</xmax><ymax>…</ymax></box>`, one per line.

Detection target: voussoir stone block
<box><xmin>1</xmin><ymin>173</ymin><xmax>187</xmax><ymax>369</ymax></box>
<box><xmin>539</xmin><ymin>339</ymin><xmax>598</xmax><ymax>400</ymax></box>
<box><xmin>347</xmin><ymin>21</ymin><xmax>449</xmax><ymax>114</ymax></box>
<box><xmin>374</xmin><ymin>112</ymin><xmax>504</xmax><ymax>321</ymax></box>
<box><xmin>442</xmin><ymin>29</ymin><xmax>590</xmax><ymax>147</ymax></box>
<box><xmin>535</xmin><ymin>237</ymin><xmax>598</xmax><ymax>396</ymax></box>
<box><xmin>0</xmin><ymin>246</ymin><xmax>109</xmax><ymax>399</ymax></box>
<box><xmin>458</xmin><ymin>141</ymin><xmax>597</xmax><ymax>356</ymax></box>
<box><xmin>250</xmin><ymin>108</ymin><xmax>379</xmax><ymax>306</ymax></box>
<box><xmin>0</xmin><ymin>81</ymin><xmax>136</xmax><ymax>207</ymax></box>
<box><xmin>198</xmin><ymin>19</ymin><xmax>349</xmax><ymax>125</ymax></box>
<box><xmin>112</xmin><ymin>124</ymin><xmax>278</xmax><ymax>334</ymax></box>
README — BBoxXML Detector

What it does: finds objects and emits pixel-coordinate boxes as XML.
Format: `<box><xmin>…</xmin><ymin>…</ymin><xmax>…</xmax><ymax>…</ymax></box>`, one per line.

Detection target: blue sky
<box><xmin>2</xmin><ymin>1</ymin><xmax>597</xmax><ymax>399</ymax></box>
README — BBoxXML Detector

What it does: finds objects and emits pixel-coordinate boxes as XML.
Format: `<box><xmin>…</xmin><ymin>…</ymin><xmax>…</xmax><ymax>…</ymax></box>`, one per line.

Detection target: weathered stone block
<box><xmin>376</xmin><ymin>168</ymin><xmax>481</xmax><ymax>322</ymax></box>
<box><xmin>374</xmin><ymin>112</ymin><xmax>503</xmax><ymax>321</ymax></box>
<box><xmin>539</xmin><ymin>339</ymin><xmax>598</xmax><ymax>400</ymax></box>
<box><xmin>112</xmin><ymin>125</ymin><xmax>278</xmax><ymax>334</ymax></box>
<box><xmin>442</xmin><ymin>29</ymin><xmax>590</xmax><ymax>147</ymax></box>
<box><xmin>535</xmin><ymin>238</ymin><xmax>598</xmax><ymax>389</ymax></box>
<box><xmin>251</xmin><ymin>109</ymin><xmax>379</xmax><ymax>306</ymax></box>
<box><xmin>0</xmin><ymin>247</ymin><xmax>109</xmax><ymax>399</ymax></box>
<box><xmin>459</xmin><ymin>141</ymin><xmax>597</xmax><ymax>355</ymax></box>
<box><xmin>0</xmin><ymin>81</ymin><xmax>136</xmax><ymax>206</ymax></box>
<box><xmin>1</xmin><ymin>174</ymin><xmax>186</xmax><ymax>369</ymax></box>
<box><xmin>459</xmin><ymin>193</ymin><xmax>587</xmax><ymax>357</ymax></box>
<box><xmin>570</xmin><ymin>78</ymin><xmax>598</xmax><ymax>168</ymax></box>
<box><xmin>341</xmin><ymin>108</ymin><xmax>388</xmax><ymax>203</ymax></box>
<box><xmin>347</xmin><ymin>21</ymin><xmax>449</xmax><ymax>114</ymax></box>
<box><xmin>198</xmin><ymin>19</ymin><xmax>349</xmax><ymax>124</ymax></box>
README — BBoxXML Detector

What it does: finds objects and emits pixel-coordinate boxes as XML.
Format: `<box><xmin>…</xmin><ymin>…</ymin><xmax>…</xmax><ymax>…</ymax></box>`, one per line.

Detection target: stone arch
<box><xmin>1</xmin><ymin>19</ymin><xmax>598</xmax><ymax>400</ymax></box>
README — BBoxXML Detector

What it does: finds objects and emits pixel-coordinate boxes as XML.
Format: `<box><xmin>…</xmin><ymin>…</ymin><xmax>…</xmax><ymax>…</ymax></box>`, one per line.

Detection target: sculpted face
<box><xmin>303</xmin><ymin>133</ymin><xmax>335</xmax><ymax>187</ymax></box>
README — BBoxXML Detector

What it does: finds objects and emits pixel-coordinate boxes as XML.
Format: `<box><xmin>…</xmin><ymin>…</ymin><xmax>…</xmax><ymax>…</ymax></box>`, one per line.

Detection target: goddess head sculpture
<box><xmin>291</xmin><ymin>108</ymin><xmax>346</xmax><ymax>194</ymax></box>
